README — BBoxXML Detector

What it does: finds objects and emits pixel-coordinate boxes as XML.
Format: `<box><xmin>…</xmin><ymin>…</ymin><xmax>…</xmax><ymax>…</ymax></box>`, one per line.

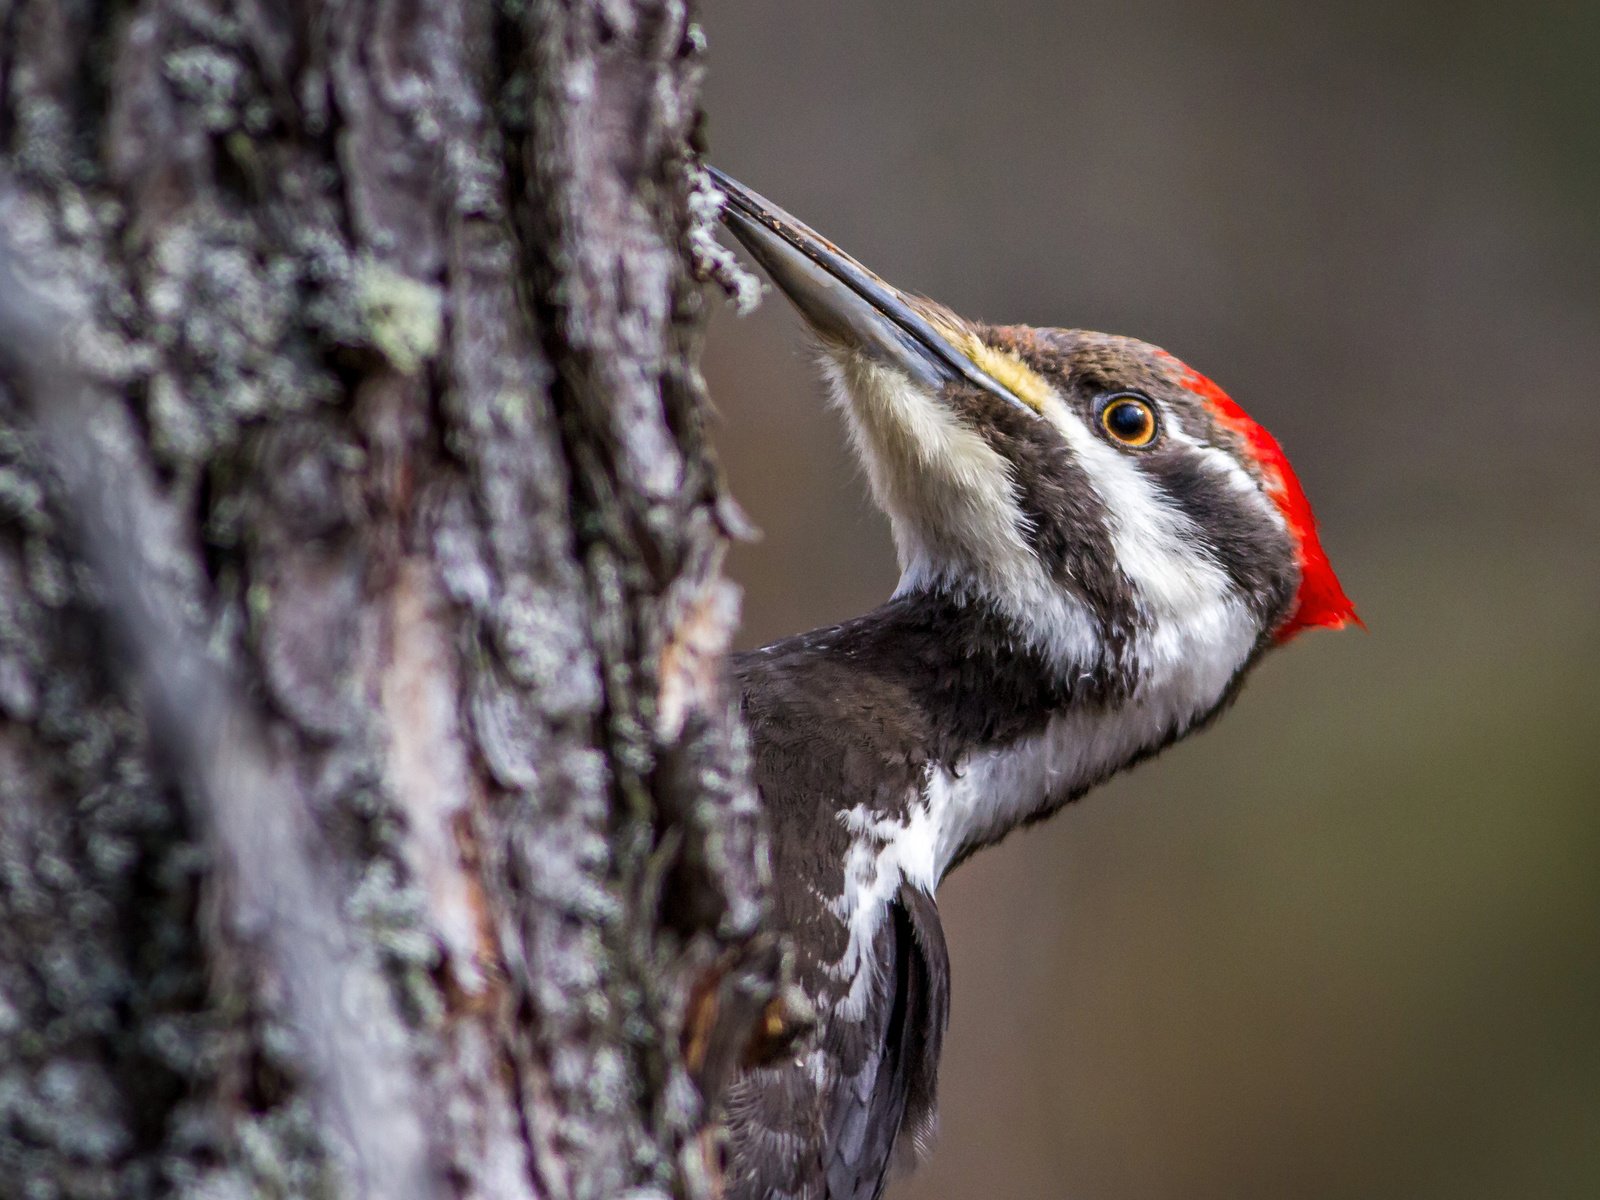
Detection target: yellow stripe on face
<box><xmin>955</xmin><ymin>333</ymin><xmax>1053</xmax><ymax>413</ymax></box>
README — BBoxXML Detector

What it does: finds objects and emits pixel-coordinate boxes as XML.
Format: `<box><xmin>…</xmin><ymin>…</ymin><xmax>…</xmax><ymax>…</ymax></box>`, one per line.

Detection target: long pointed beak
<box><xmin>708</xmin><ymin>166</ymin><xmax>1035</xmax><ymax>415</ymax></box>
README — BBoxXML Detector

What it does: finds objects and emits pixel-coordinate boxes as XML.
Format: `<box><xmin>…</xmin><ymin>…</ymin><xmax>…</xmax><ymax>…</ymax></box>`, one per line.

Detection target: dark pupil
<box><xmin>1107</xmin><ymin>401</ymin><xmax>1150</xmax><ymax>440</ymax></box>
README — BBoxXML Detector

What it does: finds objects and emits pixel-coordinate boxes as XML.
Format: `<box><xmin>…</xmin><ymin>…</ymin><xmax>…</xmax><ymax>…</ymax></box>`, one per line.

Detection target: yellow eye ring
<box><xmin>1098</xmin><ymin>394</ymin><xmax>1159</xmax><ymax>448</ymax></box>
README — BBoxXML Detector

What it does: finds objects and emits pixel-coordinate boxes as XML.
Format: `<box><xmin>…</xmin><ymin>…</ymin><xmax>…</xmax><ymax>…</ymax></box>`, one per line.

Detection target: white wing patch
<box><xmin>826</xmin><ymin>799</ymin><xmax>941</xmax><ymax>1021</ymax></box>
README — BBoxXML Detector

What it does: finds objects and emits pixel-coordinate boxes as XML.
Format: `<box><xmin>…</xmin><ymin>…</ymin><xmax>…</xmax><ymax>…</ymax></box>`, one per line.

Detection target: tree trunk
<box><xmin>0</xmin><ymin>3</ymin><xmax>772</xmax><ymax>1198</ymax></box>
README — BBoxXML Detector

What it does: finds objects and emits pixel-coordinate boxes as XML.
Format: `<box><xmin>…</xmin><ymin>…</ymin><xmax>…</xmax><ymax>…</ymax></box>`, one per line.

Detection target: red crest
<box><xmin>1177</xmin><ymin>365</ymin><xmax>1359</xmax><ymax>642</ymax></box>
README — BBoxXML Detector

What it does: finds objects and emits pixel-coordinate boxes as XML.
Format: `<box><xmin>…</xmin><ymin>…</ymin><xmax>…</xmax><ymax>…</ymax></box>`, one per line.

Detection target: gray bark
<box><xmin>0</xmin><ymin>2</ymin><xmax>773</xmax><ymax>1198</ymax></box>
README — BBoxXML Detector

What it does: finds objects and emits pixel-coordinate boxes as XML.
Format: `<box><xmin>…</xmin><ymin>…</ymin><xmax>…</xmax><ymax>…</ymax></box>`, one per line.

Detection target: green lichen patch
<box><xmin>355</xmin><ymin>261</ymin><xmax>443</xmax><ymax>376</ymax></box>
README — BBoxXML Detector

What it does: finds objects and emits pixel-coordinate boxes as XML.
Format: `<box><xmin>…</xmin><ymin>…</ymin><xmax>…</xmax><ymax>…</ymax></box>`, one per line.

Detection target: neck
<box><xmin>737</xmin><ymin>583</ymin><xmax>1259</xmax><ymax>888</ymax></box>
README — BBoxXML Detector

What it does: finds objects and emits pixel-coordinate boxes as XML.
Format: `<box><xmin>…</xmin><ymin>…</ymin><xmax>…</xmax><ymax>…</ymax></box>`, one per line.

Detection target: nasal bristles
<box><xmin>954</xmin><ymin>334</ymin><xmax>1051</xmax><ymax>413</ymax></box>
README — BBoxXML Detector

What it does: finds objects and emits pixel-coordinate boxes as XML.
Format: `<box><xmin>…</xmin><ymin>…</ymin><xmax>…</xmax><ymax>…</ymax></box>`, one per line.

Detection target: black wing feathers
<box><xmin>892</xmin><ymin>883</ymin><xmax>950</xmax><ymax>1167</ymax></box>
<box><xmin>821</xmin><ymin>884</ymin><xmax>950</xmax><ymax>1200</ymax></box>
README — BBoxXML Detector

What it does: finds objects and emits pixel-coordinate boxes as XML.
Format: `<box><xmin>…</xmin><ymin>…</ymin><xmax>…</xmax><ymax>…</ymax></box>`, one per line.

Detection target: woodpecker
<box><xmin>710</xmin><ymin>168</ymin><xmax>1356</xmax><ymax>1200</ymax></box>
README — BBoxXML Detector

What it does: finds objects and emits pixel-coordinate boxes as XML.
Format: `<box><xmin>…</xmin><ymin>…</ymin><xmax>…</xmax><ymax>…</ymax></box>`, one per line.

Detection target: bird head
<box><xmin>712</xmin><ymin>168</ymin><xmax>1356</xmax><ymax>695</ymax></box>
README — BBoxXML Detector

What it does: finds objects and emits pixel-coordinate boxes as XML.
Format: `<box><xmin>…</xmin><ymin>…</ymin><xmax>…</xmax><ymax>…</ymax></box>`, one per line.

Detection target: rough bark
<box><xmin>0</xmin><ymin>2</ymin><xmax>772</xmax><ymax>1198</ymax></box>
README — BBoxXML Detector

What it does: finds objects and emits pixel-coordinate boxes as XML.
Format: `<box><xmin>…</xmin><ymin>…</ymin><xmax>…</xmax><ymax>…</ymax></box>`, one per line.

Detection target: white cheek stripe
<box><xmin>1036</xmin><ymin>395</ymin><xmax>1275</xmax><ymax>695</ymax></box>
<box><xmin>1041</xmin><ymin>398</ymin><xmax>1220</xmax><ymax>620</ymax></box>
<box><xmin>1162</xmin><ymin>419</ymin><xmax>1287</xmax><ymax>513</ymax></box>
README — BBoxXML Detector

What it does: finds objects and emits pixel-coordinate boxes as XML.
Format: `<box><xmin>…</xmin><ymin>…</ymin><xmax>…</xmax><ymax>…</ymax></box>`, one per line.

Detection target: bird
<box><xmin>709</xmin><ymin>166</ymin><xmax>1357</xmax><ymax>1200</ymax></box>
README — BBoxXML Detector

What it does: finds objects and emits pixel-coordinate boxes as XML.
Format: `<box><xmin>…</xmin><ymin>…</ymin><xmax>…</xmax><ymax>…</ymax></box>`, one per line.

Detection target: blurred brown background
<box><xmin>698</xmin><ymin>3</ymin><xmax>1599</xmax><ymax>1198</ymax></box>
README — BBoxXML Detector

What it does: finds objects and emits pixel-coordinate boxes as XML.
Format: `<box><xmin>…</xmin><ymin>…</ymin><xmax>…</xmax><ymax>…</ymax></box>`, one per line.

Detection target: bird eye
<box><xmin>1098</xmin><ymin>394</ymin><xmax>1159</xmax><ymax>448</ymax></box>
